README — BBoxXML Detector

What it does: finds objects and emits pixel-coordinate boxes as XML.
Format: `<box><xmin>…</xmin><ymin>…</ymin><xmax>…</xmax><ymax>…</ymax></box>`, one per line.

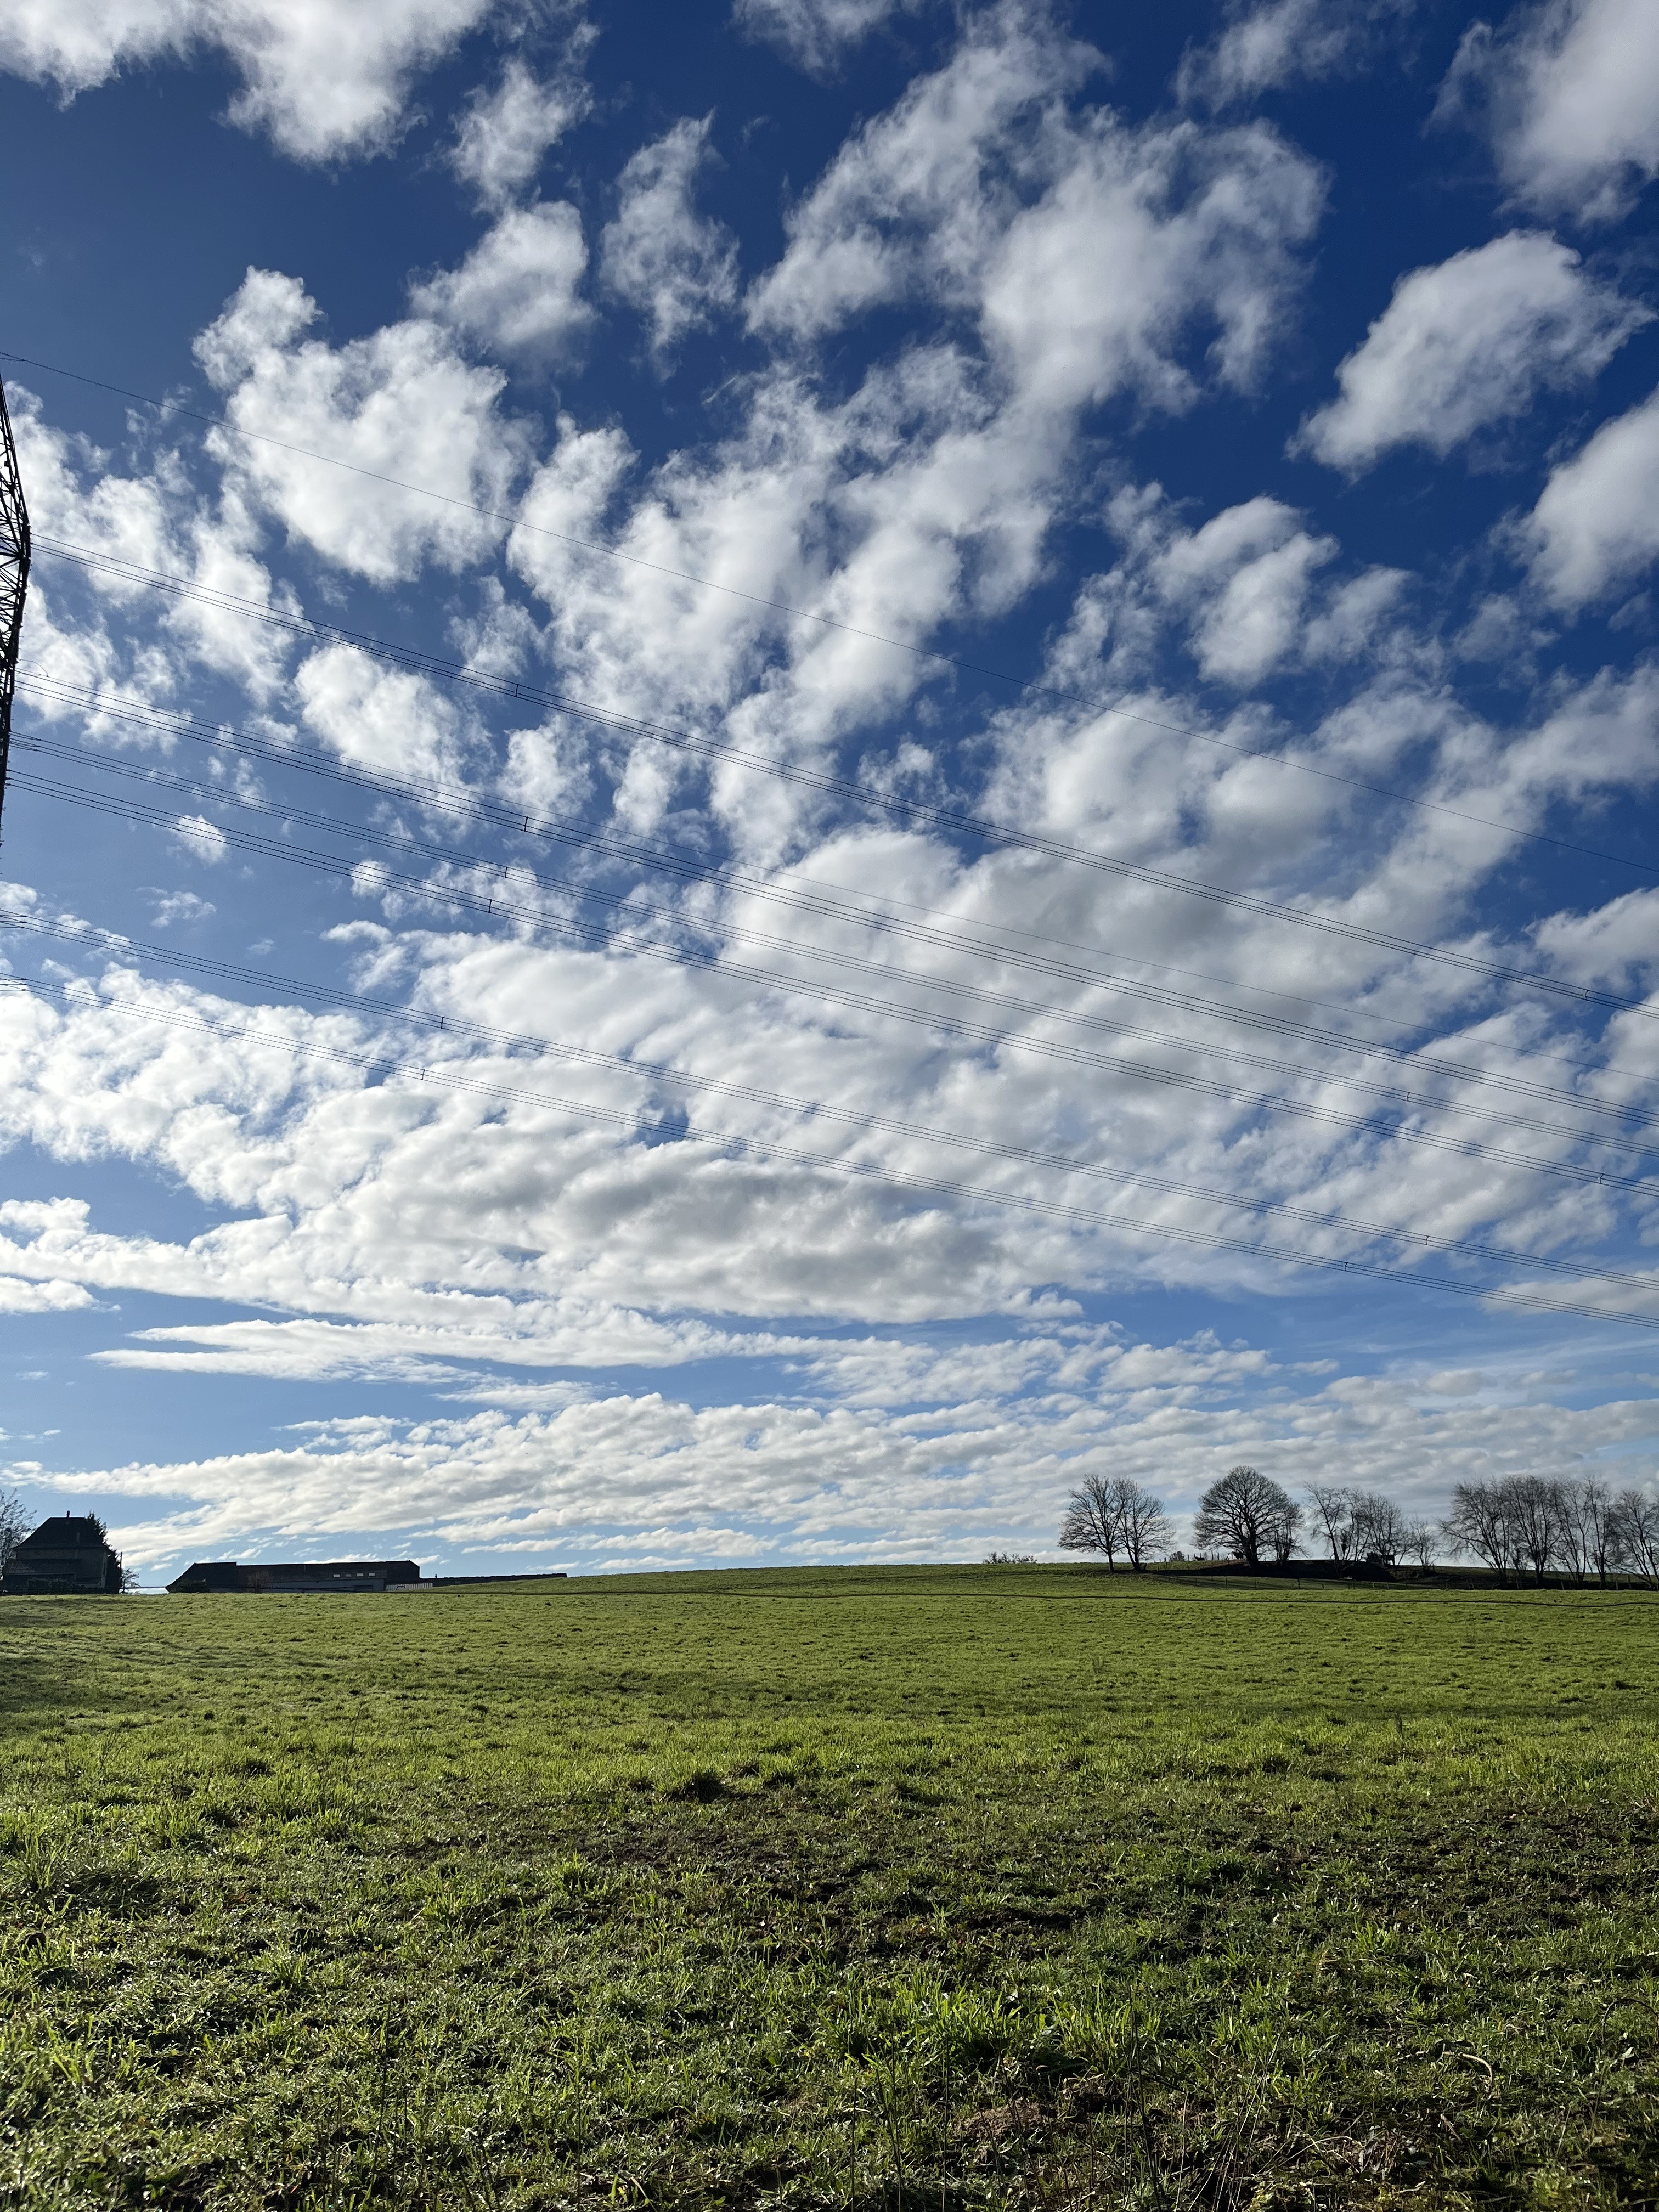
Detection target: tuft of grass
<box><xmin>0</xmin><ymin>1563</ymin><xmax>1656</xmax><ymax>2207</ymax></box>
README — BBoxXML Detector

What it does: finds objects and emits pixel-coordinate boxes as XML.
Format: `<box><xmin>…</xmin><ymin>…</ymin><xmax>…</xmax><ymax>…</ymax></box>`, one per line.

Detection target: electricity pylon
<box><xmin>0</xmin><ymin>371</ymin><xmax>32</xmax><ymax>839</ymax></box>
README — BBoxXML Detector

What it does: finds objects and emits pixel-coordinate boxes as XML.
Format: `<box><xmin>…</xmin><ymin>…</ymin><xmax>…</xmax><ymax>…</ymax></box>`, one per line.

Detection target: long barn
<box><xmin>167</xmin><ymin>1560</ymin><xmax>423</xmax><ymax>1594</ymax></box>
<box><xmin>165</xmin><ymin>1560</ymin><xmax>568</xmax><ymax>1592</ymax></box>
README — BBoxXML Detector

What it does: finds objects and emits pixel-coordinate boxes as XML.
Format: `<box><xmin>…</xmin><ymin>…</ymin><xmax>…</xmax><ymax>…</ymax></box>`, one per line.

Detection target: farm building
<box><xmin>168</xmin><ymin>1559</ymin><xmax>423</xmax><ymax>1594</ymax></box>
<box><xmin>2</xmin><ymin>1515</ymin><xmax>124</xmax><ymax>1595</ymax></box>
<box><xmin>166</xmin><ymin>1559</ymin><xmax>568</xmax><ymax>1593</ymax></box>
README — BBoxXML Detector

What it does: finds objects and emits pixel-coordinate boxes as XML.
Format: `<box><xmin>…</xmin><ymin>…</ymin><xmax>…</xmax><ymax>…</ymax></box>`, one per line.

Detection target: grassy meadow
<box><xmin>1</xmin><ymin>1564</ymin><xmax>1656</xmax><ymax>2209</ymax></box>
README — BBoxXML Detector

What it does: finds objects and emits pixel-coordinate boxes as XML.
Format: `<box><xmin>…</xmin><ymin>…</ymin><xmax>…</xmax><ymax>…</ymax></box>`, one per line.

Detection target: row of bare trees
<box><xmin>1443</xmin><ymin>1476</ymin><xmax>1659</xmax><ymax>1584</ymax></box>
<box><xmin>1192</xmin><ymin>1465</ymin><xmax>1426</xmax><ymax>1568</ymax></box>
<box><xmin>1057</xmin><ymin>1463</ymin><xmax>1659</xmax><ymax>1582</ymax></box>
<box><xmin>1060</xmin><ymin>1465</ymin><xmax>1310</xmax><ymax>1572</ymax></box>
<box><xmin>1305</xmin><ymin>1482</ymin><xmax>1436</xmax><ymax>1567</ymax></box>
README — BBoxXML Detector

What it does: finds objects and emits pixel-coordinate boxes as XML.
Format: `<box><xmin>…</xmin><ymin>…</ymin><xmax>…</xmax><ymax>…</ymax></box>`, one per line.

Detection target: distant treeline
<box><xmin>1440</xmin><ymin>1476</ymin><xmax>1658</xmax><ymax>1585</ymax></box>
<box><xmin>1055</xmin><ymin>1464</ymin><xmax>1659</xmax><ymax>1583</ymax></box>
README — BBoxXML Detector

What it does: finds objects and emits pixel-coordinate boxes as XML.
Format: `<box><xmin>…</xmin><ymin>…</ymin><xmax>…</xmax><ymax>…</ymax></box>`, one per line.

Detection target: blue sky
<box><xmin>4</xmin><ymin>0</ymin><xmax>1659</xmax><ymax>1578</ymax></box>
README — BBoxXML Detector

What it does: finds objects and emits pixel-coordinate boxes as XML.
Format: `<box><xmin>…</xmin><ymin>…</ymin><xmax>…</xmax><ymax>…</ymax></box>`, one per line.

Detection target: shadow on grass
<box><xmin>0</xmin><ymin>1649</ymin><xmax>147</xmax><ymax>1721</ymax></box>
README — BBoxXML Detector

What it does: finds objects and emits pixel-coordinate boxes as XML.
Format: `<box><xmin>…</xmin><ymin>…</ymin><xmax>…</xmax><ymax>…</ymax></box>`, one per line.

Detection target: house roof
<box><xmin>13</xmin><ymin>1515</ymin><xmax>116</xmax><ymax>1554</ymax></box>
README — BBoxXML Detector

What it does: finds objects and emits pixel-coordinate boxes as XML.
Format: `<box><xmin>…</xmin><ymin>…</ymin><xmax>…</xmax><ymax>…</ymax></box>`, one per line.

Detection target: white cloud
<box><xmin>165</xmin><ymin>816</ymin><xmax>228</xmax><ymax>864</ymax></box>
<box><xmin>748</xmin><ymin>14</ymin><xmax>1321</xmax><ymax>416</ymax></box>
<box><xmin>1531</xmin><ymin>878</ymin><xmax>1659</xmax><ymax>995</ymax></box>
<box><xmin>1441</xmin><ymin>0</ymin><xmax>1659</xmax><ymax>223</ymax></box>
<box><xmin>978</xmin><ymin>117</ymin><xmax>1322</xmax><ymax>417</ymax></box>
<box><xmin>92</xmin><ymin>1313</ymin><xmax>730</xmax><ymax>1382</ymax></box>
<box><xmin>498</xmin><ymin>16</ymin><xmax>1324</xmax><ymax>781</ymax></box>
<box><xmin>19</xmin><ymin>1</ymin><xmax>1659</xmax><ymax>1584</ymax></box>
<box><xmin>747</xmin><ymin>12</ymin><xmax>1093</xmax><ymax>341</ymax></box>
<box><xmin>0</xmin><ymin>0</ymin><xmax>503</xmax><ymax>163</ymax></box>
<box><xmin>413</xmin><ymin>201</ymin><xmax>592</xmax><ymax>365</ymax></box>
<box><xmin>1301</xmin><ymin>565</ymin><xmax>1410</xmax><ymax>663</ymax></box>
<box><xmin>9</xmin><ymin>385</ymin><xmax>297</xmax><ymax>698</ymax></box>
<box><xmin>1157</xmin><ymin>498</ymin><xmax>1338</xmax><ymax>684</ymax></box>
<box><xmin>1524</xmin><ymin>385</ymin><xmax>1659</xmax><ymax>608</ymax></box>
<box><xmin>0</xmin><ymin>1274</ymin><xmax>95</xmax><ymax>1315</ymax></box>
<box><xmin>732</xmin><ymin>0</ymin><xmax>917</xmax><ymax>77</ymax></box>
<box><xmin>600</xmin><ymin>118</ymin><xmax>740</xmax><ymax>365</ymax></box>
<box><xmin>1090</xmin><ymin>490</ymin><xmax>1341</xmax><ymax>687</ymax></box>
<box><xmin>148</xmin><ymin>889</ymin><xmax>219</xmax><ymax>927</ymax></box>
<box><xmin>505</xmin><ymin>356</ymin><xmax>1043</xmax><ymax>770</ymax></box>
<box><xmin>484</xmin><ymin>12</ymin><xmax>1324</xmax><ymax>800</ymax></box>
<box><xmin>450</xmin><ymin>48</ymin><xmax>592</xmax><ymax>208</ymax></box>
<box><xmin>1298</xmin><ymin>231</ymin><xmax>1649</xmax><ymax>471</ymax></box>
<box><xmin>12</xmin><ymin>719</ymin><xmax>1659</xmax><ymax>1366</ymax></box>
<box><xmin>194</xmin><ymin>269</ymin><xmax>526</xmax><ymax>584</ymax></box>
<box><xmin>41</xmin><ymin>1386</ymin><xmax>1146</xmax><ymax>1568</ymax></box>
<box><xmin>294</xmin><ymin>645</ymin><xmax>476</xmax><ymax>782</ymax></box>
<box><xmin>42</xmin><ymin>1351</ymin><xmax>1659</xmax><ymax>1575</ymax></box>
<box><xmin>1177</xmin><ymin>0</ymin><xmax>1412</xmax><ymax>109</ymax></box>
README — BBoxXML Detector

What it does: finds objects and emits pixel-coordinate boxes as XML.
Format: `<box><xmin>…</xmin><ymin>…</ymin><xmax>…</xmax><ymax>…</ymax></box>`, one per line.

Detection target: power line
<box><xmin>33</xmin><ymin>528</ymin><xmax>1659</xmax><ymax>898</ymax></box>
<box><xmin>13</xmin><ymin>904</ymin><xmax>1659</xmax><ymax>1296</ymax></box>
<box><xmin>11</xmin><ymin>367</ymin><xmax>1657</xmax><ymax>1335</ymax></box>
<box><xmin>18</xmin><ymin>549</ymin><xmax>1659</xmax><ymax>1027</ymax></box>
<box><xmin>22</xmin><ymin>728</ymin><xmax>1659</xmax><ymax>1150</ymax></box>
<box><xmin>22</xmin><ymin>675</ymin><xmax>1651</xmax><ymax>1111</ymax></box>
<box><xmin>11</xmin><ymin>364</ymin><xmax>1025</xmax><ymax>669</ymax></box>
<box><xmin>14</xmin><ymin>765</ymin><xmax>1659</xmax><ymax>1194</ymax></box>
<box><xmin>18</xmin><ymin>679</ymin><xmax>1656</xmax><ymax>1119</ymax></box>
<box><xmin>15</xmin><ymin>760</ymin><xmax>1638</xmax><ymax>1174</ymax></box>
<box><xmin>4</xmin><ymin>960</ymin><xmax>1657</xmax><ymax>1331</ymax></box>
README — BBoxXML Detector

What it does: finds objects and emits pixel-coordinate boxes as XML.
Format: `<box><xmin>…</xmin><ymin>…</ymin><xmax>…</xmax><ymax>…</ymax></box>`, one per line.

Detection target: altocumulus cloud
<box><xmin>4</xmin><ymin>0</ymin><xmax>1659</xmax><ymax>1577</ymax></box>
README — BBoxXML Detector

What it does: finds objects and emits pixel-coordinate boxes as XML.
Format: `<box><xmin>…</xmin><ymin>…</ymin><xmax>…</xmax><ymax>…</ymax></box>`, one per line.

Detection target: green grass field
<box><xmin>2</xmin><ymin>1565</ymin><xmax>1657</xmax><ymax>2209</ymax></box>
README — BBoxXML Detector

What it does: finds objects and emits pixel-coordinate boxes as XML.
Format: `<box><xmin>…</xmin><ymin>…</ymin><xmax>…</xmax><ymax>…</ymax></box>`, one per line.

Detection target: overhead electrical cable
<box><xmin>3</xmin><ymin>961</ymin><xmax>1657</xmax><ymax>1333</ymax></box>
<box><xmin>19</xmin><ymin>729</ymin><xmax>1659</xmax><ymax>1146</ymax></box>
<box><xmin>21</xmin><ymin>757</ymin><xmax>1659</xmax><ymax>1178</ymax></box>
<box><xmin>20</xmin><ymin>677</ymin><xmax>1656</xmax><ymax>1117</ymax></box>
<box><xmin>8</xmin><ymin>906</ymin><xmax>1659</xmax><ymax>1297</ymax></box>
<box><xmin>9</xmin><ymin>362</ymin><xmax>1656</xmax><ymax>1334</ymax></box>
<box><xmin>29</xmin><ymin>524</ymin><xmax>1659</xmax><ymax>889</ymax></box>
<box><xmin>12</xmin><ymin>361</ymin><xmax>1658</xmax><ymax>887</ymax></box>
<box><xmin>13</xmin><ymin>765</ymin><xmax>1659</xmax><ymax>1192</ymax></box>
<box><xmin>14</xmin><ymin>560</ymin><xmax>1659</xmax><ymax>1026</ymax></box>
<box><xmin>18</xmin><ymin>758</ymin><xmax>1657</xmax><ymax>1171</ymax></box>
<box><xmin>16</xmin><ymin>681</ymin><xmax>1657</xmax><ymax>1115</ymax></box>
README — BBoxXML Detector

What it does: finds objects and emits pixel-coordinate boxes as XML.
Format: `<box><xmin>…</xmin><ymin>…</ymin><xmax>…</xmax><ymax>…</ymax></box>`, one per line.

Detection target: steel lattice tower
<box><xmin>0</xmin><ymin>372</ymin><xmax>32</xmax><ymax>838</ymax></box>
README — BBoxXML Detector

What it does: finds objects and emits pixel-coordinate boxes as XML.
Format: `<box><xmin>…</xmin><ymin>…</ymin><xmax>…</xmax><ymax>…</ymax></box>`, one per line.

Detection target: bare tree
<box><xmin>1117</xmin><ymin>1482</ymin><xmax>1172</xmax><ymax>1572</ymax></box>
<box><xmin>1611</xmin><ymin>1488</ymin><xmax>1659</xmax><ymax>1583</ymax></box>
<box><xmin>1441</xmin><ymin>1476</ymin><xmax>1570</xmax><ymax>1582</ymax></box>
<box><xmin>1508</xmin><ymin>1475</ymin><xmax>1560</xmax><ymax>1582</ymax></box>
<box><xmin>1350</xmin><ymin>1489</ymin><xmax>1407</xmax><ymax>1566</ymax></box>
<box><xmin>0</xmin><ymin>1487</ymin><xmax>28</xmax><ymax>1575</ymax></box>
<box><xmin>1306</xmin><ymin>1483</ymin><xmax>1355</xmax><ymax>1561</ymax></box>
<box><xmin>1398</xmin><ymin>1522</ymin><xmax>1433</xmax><ymax>1575</ymax></box>
<box><xmin>1546</xmin><ymin>1477</ymin><xmax>1620</xmax><ymax>1586</ymax></box>
<box><xmin>1557</xmin><ymin>1477</ymin><xmax>1601</xmax><ymax>1583</ymax></box>
<box><xmin>1269</xmin><ymin>1494</ymin><xmax>1302</xmax><ymax>1563</ymax></box>
<box><xmin>1059</xmin><ymin>1475</ymin><xmax>1123</xmax><ymax>1570</ymax></box>
<box><xmin>1193</xmin><ymin>1465</ymin><xmax>1299</xmax><ymax>1568</ymax></box>
<box><xmin>1576</xmin><ymin>1480</ymin><xmax>1618</xmax><ymax>1587</ymax></box>
<box><xmin>1442</xmin><ymin>1480</ymin><xmax>1513</xmax><ymax>1581</ymax></box>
